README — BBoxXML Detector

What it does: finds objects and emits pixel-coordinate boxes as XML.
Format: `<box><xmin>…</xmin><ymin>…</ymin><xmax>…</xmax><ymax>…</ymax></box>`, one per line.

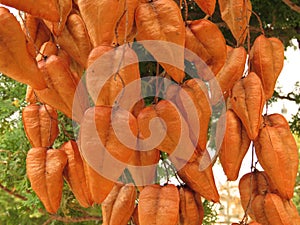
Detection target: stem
<box><xmin>250</xmin><ymin>9</ymin><xmax>265</xmax><ymax>35</ymax></box>
<box><xmin>0</xmin><ymin>183</ymin><xmax>27</xmax><ymax>201</ymax></box>
<box><xmin>183</xmin><ymin>0</ymin><xmax>188</xmax><ymax>22</ymax></box>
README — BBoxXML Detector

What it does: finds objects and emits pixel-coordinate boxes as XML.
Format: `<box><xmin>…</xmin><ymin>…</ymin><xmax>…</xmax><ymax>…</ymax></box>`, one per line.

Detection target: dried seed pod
<box><xmin>177</xmin><ymin>150</ymin><xmax>220</xmax><ymax>203</ymax></box>
<box><xmin>179</xmin><ymin>187</ymin><xmax>204</xmax><ymax>225</ymax></box>
<box><xmin>137</xmin><ymin>100</ymin><xmax>195</xmax><ymax>162</ymax></box>
<box><xmin>131</xmin><ymin>206</ymin><xmax>140</xmax><ymax>225</ymax></box>
<box><xmin>230</xmin><ymin>72</ymin><xmax>265</xmax><ymax>140</ymax></box>
<box><xmin>185</xmin><ymin>19</ymin><xmax>227</xmax><ymax>79</ymax></box>
<box><xmin>135</xmin><ymin>0</ymin><xmax>185</xmax><ymax>83</ymax></box>
<box><xmin>250</xmin><ymin>35</ymin><xmax>284</xmax><ymax>99</ymax></box>
<box><xmin>194</xmin><ymin>0</ymin><xmax>216</xmax><ymax>16</ymax></box>
<box><xmin>102</xmin><ymin>183</ymin><xmax>124</xmax><ymax>225</ymax></box>
<box><xmin>0</xmin><ymin>0</ymin><xmax>60</xmax><ymax>22</ymax></box>
<box><xmin>36</xmin><ymin>55</ymin><xmax>89</xmax><ymax>122</ymax></box>
<box><xmin>252</xmin><ymin>195</ymin><xmax>269</xmax><ymax>225</ymax></box>
<box><xmin>55</xmin><ymin>13</ymin><xmax>92</xmax><ymax>68</ymax></box>
<box><xmin>127</xmin><ymin>148</ymin><xmax>160</xmax><ymax>189</ymax></box>
<box><xmin>79</xmin><ymin>106</ymin><xmax>139</xmax><ymax>200</ymax></box>
<box><xmin>210</xmin><ymin>46</ymin><xmax>247</xmax><ymax>104</ymax></box>
<box><xmin>22</xmin><ymin>104</ymin><xmax>59</xmax><ymax>148</ymax></box>
<box><xmin>86</xmin><ymin>45</ymin><xmax>141</xmax><ymax>111</ymax></box>
<box><xmin>43</xmin><ymin>0</ymin><xmax>72</xmax><ymax>36</ymax></box>
<box><xmin>36</xmin><ymin>41</ymin><xmax>58</xmax><ymax>62</ymax></box>
<box><xmin>138</xmin><ymin>184</ymin><xmax>180</xmax><ymax>225</ymax></box>
<box><xmin>109</xmin><ymin>184</ymin><xmax>137</xmax><ymax>225</ymax></box>
<box><xmin>264</xmin><ymin>193</ymin><xmax>292</xmax><ymax>225</ymax></box>
<box><xmin>176</xmin><ymin>78</ymin><xmax>212</xmax><ymax>151</ymax></box>
<box><xmin>25</xmin><ymin>86</ymin><xmax>37</xmax><ymax>104</ymax></box>
<box><xmin>60</xmin><ymin>140</ymin><xmax>93</xmax><ymax>207</ymax></box>
<box><xmin>218</xmin><ymin>0</ymin><xmax>252</xmax><ymax>45</ymax></box>
<box><xmin>217</xmin><ymin>109</ymin><xmax>251</xmax><ymax>181</ymax></box>
<box><xmin>283</xmin><ymin>200</ymin><xmax>300</xmax><ymax>225</ymax></box>
<box><xmin>254</xmin><ymin>114</ymin><xmax>299</xmax><ymax>199</ymax></box>
<box><xmin>26</xmin><ymin>147</ymin><xmax>67</xmax><ymax>213</ymax></box>
<box><xmin>78</xmin><ymin>0</ymin><xmax>125</xmax><ymax>46</ymax></box>
<box><xmin>114</xmin><ymin>0</ymin><xmax>139</xmax><ymax>45</ymax></box>
<box><xmin>0</xmin><ymin>7</ymin><xmax>47</xmax><ymax>90</ymax></box>
<box><xmin>238</xmin><ymin>171</ymin><xmax>271</xmax><ymax>220</ymax></box>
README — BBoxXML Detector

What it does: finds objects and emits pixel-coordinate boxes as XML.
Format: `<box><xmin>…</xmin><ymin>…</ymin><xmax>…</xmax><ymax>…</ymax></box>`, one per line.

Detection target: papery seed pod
<box><xmin>79</xmin><ymin>106</ymin><xmax>139</xmax><ymax>202</ymax></box>
<box><xmin>252</xmin><ymin>195</ymin><xmax>269</xmax><ymax>225</ymax></box>
<box><xmin>36</xmin><ymin>41</ymin><xmax>58</xmax><ymax>62</ymax></box>
<box><xmin>26</xmin><ymin>147</ymin><xmax>67</xmax><ymax>213</ymax></box>
<box><xmin>230</xmin><ymin>72</ymin><xmax>265</xmax><ymax>140</ymax></box>
<box><xmin>254</xmin><ymin>114</ymin><xmax>299</xmax><ymax>199</ymax></box>
<box><xmin>250</xmin><ymin>35</ymin><xmax>284</xmax><ymax>99</ymax></box>
<box><xmin>135</xmin><ymin>0</ymin><xmax>185</xmax><ymax>83</ymax></box>
<box><xmin>185</xmin><ymin>19</ymin><xmax>227</xmax><ymax>79</ymax></box>
<box><xmin>179</xmin><ymin>186</ymin><xmax>204</xmax><ymax>225</ymax></box>
<box><xmin>25</xmin><ymin>86</ymin><xmax>37</xmax><ymax>104</ymax></box>
<box><xmin>177</xmin><ymin>150</ymin><xmax>220</xmax><ymax>203</ymax></box>
<box><xmin>138</xmin><ymin>184</ymin><xmax>180</xmax><ymax>225</ymax></box>
<box><xmin>36</xmin><ymin>55</ymin><xmax>89</xmax><ymax>122</ymax></box>
<box><xmin>60</xmin><ymin>140</ymin><xmax>93</xmax><ymax>207</ymax></box>
<box><xmin>194</xmin><ymin>0</ymin><xmax>216</xmax><ymax>16</ymax></box>
<box><xmin>109</xmin><ymin>184</ymin><xmax>137</xmax><ymax>225</ymax></box>
<box><xmin>218</xmin><ymin>0</ymin><xmax>252</xmax><ymax>45</ymax></box>
<box><xmin>210</xmin><ymin>46</ymin><xmax>247</xmax><ymax>105</ymax></box>
<box><xmin>137</xmin><ymin>100</ymin><xmax>195</xmax><ymax>162</ymax></box>
<box><xmin>55</xmin><ymin>13</ymin><xmax>92</xmax><ymax>68</ymax></box>
<box><xmin>22</xmin><ymin>104</ymin><xmax>59</xmax><ymax>148</ymax></box>
<box><xmin>43</xmin><ymin>0</ymin><xmax>72</xmax><ymax>36</ymax></box>
<box><xmin>78</xmin><ymin>0</ymin><xmax>126</xmax><ymax>46</ymax></box>
<box><xmin>0</xmin><ymin>0</ymin><xmax>60</xmax><ymax>21</ymax></box>
<box><xmin>238</xmin><ymin>171</ymin><xmax>271</xmax><ymax>220</ymax></box>
<box><xmin>217</xmin><ymin>109</ymin><xmax>251</xmax><ymax>181</ymax></box>
<box><xmin>86</xmin><ymin>45</ymin><xmax>141</xmax><ymax>112</ymax></box>
<box><xmin>283</xmin><ymin>200</ymin><xmax>300</xmax><ymax>225</ymax></box>
<box><xmin>114</xmin><ymin>0</ymin><xmax>139</xmax><ymax>45</ymax></box>
<box><xmin>175</xmin><ymin>78</ymin><xmax>211</xmax><ymax>151</ymax></box>
<box><xmin>0</xmin><ymin>7</ymin><xmax>47</xmax><ymax>90</ymax></box>
<box><xmin>264</xmin><ymin>193</ymin><xmax>292</xmax><ymax>225</ymax></box>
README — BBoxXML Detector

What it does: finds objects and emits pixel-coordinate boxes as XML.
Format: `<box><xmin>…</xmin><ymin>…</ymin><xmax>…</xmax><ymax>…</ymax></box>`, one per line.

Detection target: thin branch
<box><xmin>0</xmin><ymin>183</ymin><xmax>27</xmax><ymax>201</ymax></box>
<box><xmin>282</xmin><ymin>0</ymin><xmax>300</xmax><ymax>13</ymax></box>
<box><xmin>273</xmin><ymin>91</ymin><xmax>297</xmax><ymax>102</ymax></box>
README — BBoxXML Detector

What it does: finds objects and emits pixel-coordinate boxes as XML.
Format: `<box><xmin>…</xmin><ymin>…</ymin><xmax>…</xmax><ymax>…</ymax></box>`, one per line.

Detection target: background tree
<box><xmin>0</xmin><ymin>0</ymin><xmax>299</xmax><ymax>224</ymax></box>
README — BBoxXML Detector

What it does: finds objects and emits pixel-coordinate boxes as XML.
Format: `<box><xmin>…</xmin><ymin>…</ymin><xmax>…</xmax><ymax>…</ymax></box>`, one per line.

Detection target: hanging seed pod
<box><xmin>22</xmin><ymin>104</ymin><xmax>59</xmax><ymax>148</ymax></box>
<box><xmin>102</xmin><ymin>183</ymin><xmax>137</xmax><ymax>225</ymax></box>
<box><xmin>138</xmin><ymin>184</ymin><xmax>180</xmax><ymax>225</ymax></box>
<box><xmin>0</xmin><ymin>7</ymin><xmax>47</xmax><ymax>90</ymax></box>
<box><xmin>35</xmin><ymin>41</ymin><xmax>58</xmax><ymax>62</ymax></box>
<box><xmin>55</xmin><ymin>13</ymin><xmax>92</xmax><ymax>68</ymax></box>
<box><xmin>26</xmin><ymin>147</ymin><xmax>67</xmax><ymax>213</ymax></box>
<box><xmin>218</xmin><ymin>0</ymin><xmax>252</xmax><ymax>45</ymax></box>
<box><xmin>86</xmin><ymin>45</ymin><xmax>141</xmax><ymax>112</ymax></box>
<box><xmin>264</xmin><ymin>193</ymin><xmax>292</xmax><ymax>225</ymax></box>
<box><xmin>35</xmin><ymin>55</ymin><xmax>89</xmax><ymax>122</ymax></box>
<box><xmin>23</xmin><ymin>14</ymin><xmax>51</xmax><ymax>56</ymax></box>
<box><xmin>131</xmin><ymin>206</ymin><xmax>140</xmax><ymax>225</ymax></box>
<box><xmin>251</xmin><ymin>195</ymin><xmax>269</xmax><ymax>225</ymax></box>
<box><xmin>230</xmin><ymin>72</ymin><xmax>265</xmax><ymax>140</ymax></box>
<box><xmin>114</xmin><ymin>0</ymin><xmax>139</xmax><ymax>45</ymax></box>
<box><xmin>137</xmin><ymin>100</ymin><xmax>195</xmax><ymax>162</ymax></box>
<box><xmin>135</xmin><ymin>0</ymin><xmax>185</xmax><ymax>83</ymax></box>
<box><xmin>185</xmin><ymin>19</ymin><xmax>227</xmax><ymax>79</ymax></box>
<box><xmin>25</xmin><ymin>86</ymin><xmax>37</xmax><ymax>104</ymax></box>
<box><xmin>43</xmin><ymin>0</ymin><xmax>72</xmax><ymax>36</ymax></box>
<box><xmin>127</xmin><ymin>147</ymin><xmax>160</xmax><ymax>190</ymax></box>
<box><xmin>254</xmin><ymin>113</ymin><xmax>299</xmax><ymax>200</ymax></box>
<box><xmin>176</xmin><ymin>78</ymin><xmax>211</xmax><ymax>151</ymax></box>
<box><xmin>194</xmin><ymin>0</ymin><xmax>216</xmax><ymax>16</ymax></box>
<box><xmin>177</xmin><ymin>150</ymin><xmax>220</xmax><ymax>203</ymax></box>
<box><xmin>250</xmin><ymin>35</ymin><xmax>285</xmax><ymax>99</ymax></box>
<box><xmin>79</xmin><ymin>106</ymin><xmax>139</xmax><ymax>202</ymax></box>
<box><xmin>0</xmin><ymin>0</ymin><xmax>60</xmax><ymax>22</ymax></box>
<box><xmin>210</xmin><ymin>46</ymin><xmax>247</xmax><ymax>105</ymax></box>
<box><xmin>179</xmin><ymin>186</ymin><xmax>204</xmax><ymax>225</ymax></box>
<box><xmin>60</xmin><ymin>140</ymin><xmax>93</xmax><ymax>208</ymax></box>
<box><xmin>238</xmin><ymin>171</ymin><xmax>271</xmax><ymax>220</ymax></box>
<box><xmin>283</xmin><ymin>200</ymin><xmax>300</xmax><ymax>225</ymax></box>
<box><xmin>77</xmin><ymin>0</ymin><xmax>125</xmax><ymax>46</ymax></box>
<box><xmin>217</xmin><ymin>109</ymin><xmax>251</xmax><ymax>181</ymax></box>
